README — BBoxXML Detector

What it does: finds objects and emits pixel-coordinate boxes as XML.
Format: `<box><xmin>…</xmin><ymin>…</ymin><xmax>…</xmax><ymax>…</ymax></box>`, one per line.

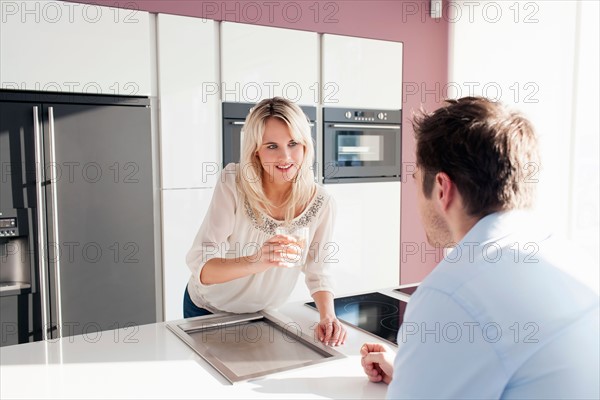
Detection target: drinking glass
<box><xmin>275</xmin><ymin>226</ymin><xmax>310</xmax><ymax>268</ymax></box>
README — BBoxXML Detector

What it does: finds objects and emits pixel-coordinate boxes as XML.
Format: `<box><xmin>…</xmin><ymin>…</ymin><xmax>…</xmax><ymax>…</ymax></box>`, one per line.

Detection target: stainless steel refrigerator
<box><xmin>0</xmin><ymin>90</ymin><xmax>162</xmax><ymax>345</ymax></box>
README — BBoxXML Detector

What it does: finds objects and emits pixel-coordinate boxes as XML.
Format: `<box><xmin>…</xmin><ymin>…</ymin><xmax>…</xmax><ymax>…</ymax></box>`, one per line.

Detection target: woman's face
<box><xmin>256</xmin><ymin>117</ymin><xmax>305</xmax><ymax>186</ymax></box>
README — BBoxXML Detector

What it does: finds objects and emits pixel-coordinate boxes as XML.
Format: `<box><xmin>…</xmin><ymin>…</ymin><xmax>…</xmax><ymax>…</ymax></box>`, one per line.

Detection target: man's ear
<box><xmin>435</xmin><ymin>172</ymin><xmax>454</xmax><ymax>212</ymax></box>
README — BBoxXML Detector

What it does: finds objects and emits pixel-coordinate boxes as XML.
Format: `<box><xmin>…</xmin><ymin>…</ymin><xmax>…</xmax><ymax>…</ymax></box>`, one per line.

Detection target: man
<box><xmin>361</xmin><ymin>97</ymin><xmax>599</xmax><ymax>399</ymax></box>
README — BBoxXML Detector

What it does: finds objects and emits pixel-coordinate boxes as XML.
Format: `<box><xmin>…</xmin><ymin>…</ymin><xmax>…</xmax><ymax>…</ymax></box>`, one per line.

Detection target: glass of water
<box><xmin>275</xmin><ymin>226</ymin><xmax>310</xmax><ymax>268</ymax></box>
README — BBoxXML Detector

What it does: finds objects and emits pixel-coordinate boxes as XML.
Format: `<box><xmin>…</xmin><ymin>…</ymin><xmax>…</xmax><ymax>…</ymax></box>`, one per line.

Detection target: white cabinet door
<box><xmin>157</xmin><ymin>14</ymin><xmax>220</xmax><ymax>189</ymax></box>
<box><xmin>322</xmin><ymin>34</ymin><xmax>403</xmax><ymax>109</ymax></box>
<box><xmin>221</xmin><ymin>22</ymin><xmax>319</xmax><ymax>105</ymax></box>
<box><xmin>0</xmin><ymin>0</ymin><xmax>152</xmax><ymax>96</ymax></box>
<box><xmin>162</xmin><ymin>188</ymin><xmax>214</xmax><ymax>321</ymax></box>
<box><xmin>325</xmin><ymin>182</ymin><xmax>401</xmax><ymax>295</ymax></box>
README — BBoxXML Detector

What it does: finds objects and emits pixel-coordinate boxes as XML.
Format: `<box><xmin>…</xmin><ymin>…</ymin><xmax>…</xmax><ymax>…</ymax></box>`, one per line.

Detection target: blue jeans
<box><xmin>183</xmin><ymin>287</ymin><xmax>213</xmax><ymax>318</ymax></box>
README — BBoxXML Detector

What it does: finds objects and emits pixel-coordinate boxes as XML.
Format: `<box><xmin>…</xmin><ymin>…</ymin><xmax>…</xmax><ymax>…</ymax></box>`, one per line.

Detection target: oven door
<box><xmin>323</xmin><ymin>123</ymin><xmax>401</xmax><ymax>182</ymax></box>
<box><xmin>222</xmin><ymin>118</ymin><xmax>244</xmax><ymax>167</ymax></box>
<box><xmin>223</xmin><ymin>117</ymin><xmax>318</xmax><ymax>170</ymax></box>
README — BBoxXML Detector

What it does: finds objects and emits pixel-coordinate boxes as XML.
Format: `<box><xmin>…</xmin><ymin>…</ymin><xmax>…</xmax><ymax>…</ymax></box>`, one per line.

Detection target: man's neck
<box><xmin>449</xmin><ymin>210</ymin><xmax>481</xmax><ymax>244</ymax></box>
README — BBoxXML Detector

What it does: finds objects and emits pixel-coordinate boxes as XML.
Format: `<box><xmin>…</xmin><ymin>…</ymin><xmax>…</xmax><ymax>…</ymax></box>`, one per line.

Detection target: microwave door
<box><xmin>337</xmin><ymin>134</ymin><xmax>383</xmax><ymax>164</ymax></box>
<box><xmin>327</xmin><ymin>124</ymin><xmax>400</xmax><ymax>180</ymax></box>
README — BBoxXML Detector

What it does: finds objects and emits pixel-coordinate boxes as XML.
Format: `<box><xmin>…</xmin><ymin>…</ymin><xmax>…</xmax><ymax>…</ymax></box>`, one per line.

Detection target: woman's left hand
<box><xmin>315</xmin><ymin>316</ymin><xmax>347</xmax><ymax>346</ymax></box>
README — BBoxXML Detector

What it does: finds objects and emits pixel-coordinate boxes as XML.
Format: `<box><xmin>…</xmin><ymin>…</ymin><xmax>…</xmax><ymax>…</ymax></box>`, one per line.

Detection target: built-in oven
<box><xmin>222</xmin><ymin>102</ymin><xmax>317</xmax><ymax>168</ymax></box>
<box><xmin>323</xmin><ymin>107</ymin><xmax>401</xmax><ymax>183</ymax></box>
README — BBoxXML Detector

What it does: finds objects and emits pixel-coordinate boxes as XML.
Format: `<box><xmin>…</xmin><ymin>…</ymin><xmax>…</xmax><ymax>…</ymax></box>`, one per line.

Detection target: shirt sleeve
<box><xmin>185</xmin><ymin>164</ymin><xmax>238</xmax><ymax>287</ymax></box>
<box><xmin>387</xmin><ymin>288</ymin><xmax>508</xmax><ymax>399</ymax></box>
<box><xmin>304</xmin><ymin>192</ymin><xmax>336</xmax><ymax>296</ymax></box>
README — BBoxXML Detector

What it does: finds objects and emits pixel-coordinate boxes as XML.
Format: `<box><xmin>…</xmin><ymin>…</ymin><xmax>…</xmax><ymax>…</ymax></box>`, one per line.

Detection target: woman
<box><xmin>185</xmin><ymin>97</ymin><xmax>347</xmax><ymax>346</ymax></box>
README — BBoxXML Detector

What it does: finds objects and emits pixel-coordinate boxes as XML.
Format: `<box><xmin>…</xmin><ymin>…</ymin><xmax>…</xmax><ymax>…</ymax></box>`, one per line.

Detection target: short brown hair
<box><xmin>412</xmin><ymin>97</ymin><xmax>540</xmax><ymax>218</ymax></box>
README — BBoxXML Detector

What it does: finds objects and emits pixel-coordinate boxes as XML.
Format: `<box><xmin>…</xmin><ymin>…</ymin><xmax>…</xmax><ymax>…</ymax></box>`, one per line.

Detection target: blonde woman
<box><xmin>185</xmin><ymin>97</ymin><xmax>347</xmax><ymax>346</ymax></box>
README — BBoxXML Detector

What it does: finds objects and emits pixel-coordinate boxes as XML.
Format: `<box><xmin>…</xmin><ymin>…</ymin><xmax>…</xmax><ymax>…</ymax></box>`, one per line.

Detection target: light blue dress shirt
<box><xmin>388</xmin><ymin>211</ymin><xmax>600</xmax><ymax>399</ymax></box>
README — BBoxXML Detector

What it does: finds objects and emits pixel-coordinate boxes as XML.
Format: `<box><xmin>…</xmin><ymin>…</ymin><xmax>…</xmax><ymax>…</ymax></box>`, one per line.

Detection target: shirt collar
<box><xmin>458</xmin><ymin>209</ymin><xmax>547</xmax><ymax>249</ymax></box>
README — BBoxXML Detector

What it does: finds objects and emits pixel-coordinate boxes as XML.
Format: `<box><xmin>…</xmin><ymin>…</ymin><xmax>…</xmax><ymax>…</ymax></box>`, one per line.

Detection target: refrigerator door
<box><xmin>0</xmin><ymin>102</ymin><xmax>39</xmax><ymax>222</ymax></box>
<box><xmin>0</xmin><ymin>101</ymin><xmax>45</xmax><ymax>344</ymax></box>
<box><xmin>42</xmin><ymin>103</ymin><xmax>157</xmax><ymax>337</ymax></box>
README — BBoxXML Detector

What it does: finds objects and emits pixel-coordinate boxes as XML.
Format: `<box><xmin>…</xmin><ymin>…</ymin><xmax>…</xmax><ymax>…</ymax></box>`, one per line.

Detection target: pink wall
<box><xmin>69</xmin><ymin>0</ymin><xmax>448</xmax><ymax>284</ymax></box>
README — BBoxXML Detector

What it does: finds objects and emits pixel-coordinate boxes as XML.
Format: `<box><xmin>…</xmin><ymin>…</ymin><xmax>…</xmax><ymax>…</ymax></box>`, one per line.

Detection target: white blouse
<box><xmin>186</xmin><ymin>163</ymin><xmax>336</xmax><ymax>313</ymax></box>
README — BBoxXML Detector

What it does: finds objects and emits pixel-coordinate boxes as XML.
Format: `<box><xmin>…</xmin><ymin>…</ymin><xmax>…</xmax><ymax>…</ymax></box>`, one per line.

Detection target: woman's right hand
<box><xmin>248</xmin><ymin>234</ymin><xmax>301</xmax><ymax>270</ymax></box>
<box><xmin>200</xmin><ymin>234</ymin><xmax>301</xmax><ymax>285</ymax></box>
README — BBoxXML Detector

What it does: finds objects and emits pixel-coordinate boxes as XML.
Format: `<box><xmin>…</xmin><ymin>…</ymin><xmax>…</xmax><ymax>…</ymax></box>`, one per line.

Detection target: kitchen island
<box><xmin>0</xmin><ymin>288</ymin><xmax>410</xmax><ymax>399</ymax></box>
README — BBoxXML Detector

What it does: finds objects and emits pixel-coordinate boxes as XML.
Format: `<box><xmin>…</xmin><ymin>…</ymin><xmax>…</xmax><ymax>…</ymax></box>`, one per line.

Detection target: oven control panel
<box><xmin>344</xmin><ymin>110</ymin><xmax>388</xmax><ymax>122</ymax></box>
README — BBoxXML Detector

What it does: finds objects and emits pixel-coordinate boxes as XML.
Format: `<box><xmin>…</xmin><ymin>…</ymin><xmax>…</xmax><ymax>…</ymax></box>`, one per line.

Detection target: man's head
<box><xmin>412</xmin><ymin>97</ymin><xmax>540</xmax><ymax>245</ymax></box>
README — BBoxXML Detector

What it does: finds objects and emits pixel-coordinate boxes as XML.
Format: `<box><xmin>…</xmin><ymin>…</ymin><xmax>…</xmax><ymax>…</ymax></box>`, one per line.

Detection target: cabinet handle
<box><xmin>33</xmin><ymin>106</ymin><xmax>51</xmax><ymax>341</ymax></box>
<box><xmin>329</xmin><ymin>123</ymin><xmax>400</xmax><ymax>130</ymax></box>
<box><xmin>231</xmin><ymin>121</ymin><xmax>315</xmax><ymax>127</ymax></box>
<box><xmin>47</xmin><ymin>107</ymin><xmax>64</xmax><ymax>338</ymax></box>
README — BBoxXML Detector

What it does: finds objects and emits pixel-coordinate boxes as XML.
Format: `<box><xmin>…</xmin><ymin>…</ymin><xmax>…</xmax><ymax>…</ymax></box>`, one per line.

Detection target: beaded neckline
<box><xmin>244</xmin><ymin>193</ymin><xmax>325</xmax><ymax>235</ymax></box>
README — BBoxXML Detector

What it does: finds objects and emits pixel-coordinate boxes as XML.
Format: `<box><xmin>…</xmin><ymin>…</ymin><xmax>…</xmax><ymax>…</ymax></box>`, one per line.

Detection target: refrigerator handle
<box><xmin>47</xmin><ymin>106</ymin><xmax>64</xmax><ymax>338</ymax></box>
<box><xmin>33</xmin><ymin>106</ymin><xmax>51</xmax><ymax>341</ymax></box>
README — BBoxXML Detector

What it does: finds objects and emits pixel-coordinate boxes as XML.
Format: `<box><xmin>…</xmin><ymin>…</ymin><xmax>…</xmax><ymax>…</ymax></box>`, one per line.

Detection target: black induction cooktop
<box><xmin>305</xmin><ymin>292</ymin><xmax>407</xmax><ymax>345</ymax></box>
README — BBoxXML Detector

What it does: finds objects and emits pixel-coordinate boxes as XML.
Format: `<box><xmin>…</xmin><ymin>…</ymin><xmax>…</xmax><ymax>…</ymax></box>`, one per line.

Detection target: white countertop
<box><xmin>0</xmin><ymin>288</ymin><xmax>411</xmax><ymax>399</ymax></box>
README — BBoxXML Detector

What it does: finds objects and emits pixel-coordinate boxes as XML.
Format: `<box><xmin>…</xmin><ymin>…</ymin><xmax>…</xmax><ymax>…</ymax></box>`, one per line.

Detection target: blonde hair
<box><xmin>237</xmin><ymin>97</ymin><xmax>316</xmax><ymax>224</ymax></box>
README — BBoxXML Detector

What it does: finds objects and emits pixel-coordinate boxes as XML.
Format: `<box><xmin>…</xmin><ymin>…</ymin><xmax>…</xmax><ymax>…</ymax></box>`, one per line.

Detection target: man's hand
<box><xmin>360</xmin><ymin>342</ymin><xmax>395</xmax><ymax>384</ymax></box>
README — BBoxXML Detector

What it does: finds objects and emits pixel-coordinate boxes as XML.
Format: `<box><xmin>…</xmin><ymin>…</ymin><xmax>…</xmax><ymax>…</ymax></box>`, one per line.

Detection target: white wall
<box><xmin>449</xmin><ymin>1</ymin><xmax>599</xmax><ymax>270</ymax></box>
<box><xmin>569</xmin><ymin>1</ymin><xmax>600</xmax><ymax>266</ymax></box>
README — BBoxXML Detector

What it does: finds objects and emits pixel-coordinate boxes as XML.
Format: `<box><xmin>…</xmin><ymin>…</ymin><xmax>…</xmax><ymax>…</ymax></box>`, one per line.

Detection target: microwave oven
<box><xmin>322</xmin><ymin>107</ymin><xmax>401</xmax><ymax>183</ymax></box>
